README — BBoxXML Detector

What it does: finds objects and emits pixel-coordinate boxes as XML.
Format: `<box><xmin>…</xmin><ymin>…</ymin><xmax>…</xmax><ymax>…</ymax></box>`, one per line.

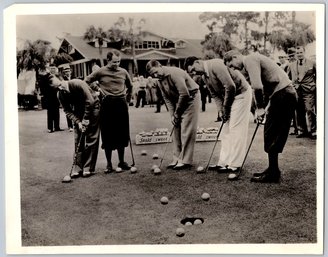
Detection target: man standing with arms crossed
<box><xmin>146</xmin><ymin>60</ymin><xmax>200</xmax><ymax>170</ymax></box>
<box><xmin>224</xmin><ymin>50</ymin><xmax>297</xmax><ymax>183</ymax></box>
<box><xmin>85</xmin><ymin>50</ymin><xmax>133</xmax><ymax>173</ymax></box>
<box><xmin>288</xmin><ymin>46</ymin><xmax>316</xmax><ymax>139</ymax></box>
<box><xmin>189</xmin><ymin>58</ymin><xmax>252</xmax><ymax>175</ymax></box>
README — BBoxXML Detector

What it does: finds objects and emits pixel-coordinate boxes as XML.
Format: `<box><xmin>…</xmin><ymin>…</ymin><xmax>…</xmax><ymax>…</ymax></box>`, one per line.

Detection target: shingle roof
<box><xmin>62</xmin><ymin>35</ymin><xmax>203</xmax><ymax>60</ymax></box>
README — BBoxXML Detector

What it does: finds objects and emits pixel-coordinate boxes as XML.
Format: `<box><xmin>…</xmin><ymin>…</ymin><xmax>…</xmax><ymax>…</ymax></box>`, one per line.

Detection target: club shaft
<box><xmin>237</xmin><ymin>122</ymin><xmax>260</xmax><ymax>176</ymax></box>
<box><xmin>159</xmin><ymin>127</ymin><xmax>174</xmax><ymax>169</ymax></box>
<box><xmin>69</xmin><ymin>132</ymin><xmax>84</xmax><ymax>176</ymax></box>
<box><xmin>205</xmin><ymin>122</ymin><xmax>225</xmax><ymax>172</ymax></box>
<box><xmin>129</xmin><ymin>137</ymin><xmax>135</xmax><ymax>166</ymax></box>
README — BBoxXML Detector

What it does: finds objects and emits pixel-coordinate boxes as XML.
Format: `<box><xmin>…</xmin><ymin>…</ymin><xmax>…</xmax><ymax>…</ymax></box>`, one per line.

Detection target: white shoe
<box><xmin>71</xmin><ymin>171</ymin><xmax>80</xmax><ymax>178</ymax></box>
<box><xmin>83</xmin><ymin>170</ymin><xmax>91</xmax><ymax>177</ymax></box>
<box><xmin>69</xmin><ymin>128</ymin><xmax>73</xmax><ymax>132</ymax></box>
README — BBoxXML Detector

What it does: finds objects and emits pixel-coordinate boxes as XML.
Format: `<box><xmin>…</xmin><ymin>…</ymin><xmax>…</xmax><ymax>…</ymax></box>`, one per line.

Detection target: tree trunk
<box><xmin>263</xmin><ymin>12</ymin><xmax>269</xmax><ymax>51</ymax></box>
<box><xmin>244</xmin><ymin>21</ymin><xmax>248</xmax><ymax>51</ymax></box>
<box><xmin>132</xmin><ymin>37</ymin><xmax>138</xmax><ymax>76</ymax></box>
<box><xmin>99</xmin><ymin>46</ymin><xmax>104</xmax><ymax>67</ymax></box>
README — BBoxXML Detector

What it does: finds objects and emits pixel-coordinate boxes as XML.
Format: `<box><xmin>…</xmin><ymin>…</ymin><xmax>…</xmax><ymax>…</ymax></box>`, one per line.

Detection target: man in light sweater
<box><xmin>146</xmin><ymin>60</ymin><xmax>200</xmax><ymax>170</ymax></box>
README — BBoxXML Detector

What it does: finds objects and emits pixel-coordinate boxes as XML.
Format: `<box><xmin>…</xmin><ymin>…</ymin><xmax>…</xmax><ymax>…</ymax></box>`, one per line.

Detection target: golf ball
<box><xmin>193</xmin><ymin>219</ymin><xmax>203</xmax><ymax>225</ymax></box>
<box><xmin>130</xmin><ymin>167</ymin><xmax>137</xmax><ymax>173</ymax></box>
<box><xmin>196</xmin><ymin>166</ymin><xmax>204</xmax><ymax>173</ymax></box>
<box><xmin>141</xmin><ymin>150</ymin><xmax>147</xmax><ymax>156</ymax></box>
<box><xmin>62</xmin><ymin>175</ymin><xmax>71</xmax><ymax>183</ymax></box>
<box><xmin>116</xmin><ymin>167</ymin><xmax>122</xmax><ymax>173</ymax></box>
<box><xmin>176</xmin><ymin>228</ymin><xmax>185</xmax><ymax>237</ymax></box>
<box><xmin>201</xmin><ymin>192</ymin><xmax>210</xmax><ymax>201</ymax></box>
<box><xmin>151</xmin><ymin>164</ymin><xmax>158</xmax><ymax>171</ymax></box>
<box><xmin>160</xmin><ymin>196</ymin><xmax>169</xmax><ymax>204</ymax></box>
<box><xmin>228</xmin><ymin>173</ymin><xmax>237</xmax><ymax>180</ymax></box>
<box><xmin>185</xmin><ymin>221</ymin><xmax>192</xmax><ymax>226</ymax></box>
<box><xmin>154</xmin><ymin>167</ymin><xmax>161</xmax><ymax>175</ymax></box>
<box><xmin>152</xmin><ymin>154</ymin><xmax>159</xmax><ymax>159</ymax></box>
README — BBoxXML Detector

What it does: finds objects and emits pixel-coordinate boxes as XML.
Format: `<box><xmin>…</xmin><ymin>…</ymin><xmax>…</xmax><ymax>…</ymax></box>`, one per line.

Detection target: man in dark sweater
<box><xmin>224</xmin><ymin>50</ymin><xmax>297</xmax><ymax>183</ymax></box>
<box><xmin>48</xmin><ymin>74</ymin><xmax>100</xmax><ymax>178</ymax></box>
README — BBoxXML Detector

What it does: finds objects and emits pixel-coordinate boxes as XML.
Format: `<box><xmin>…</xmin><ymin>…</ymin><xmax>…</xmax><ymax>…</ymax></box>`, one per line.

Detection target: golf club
<box><xmin>230</xmin><ymin>121</ymin><xmax>261</xmax><ymax>180</ymax></box>
<box><xmin>158</xmin><ymin>126</ymin><xmax>175</xmax><ymax>169</ymax></box>
<box><xmin>62</xmin><ymin>132</ymin><xmax>85</xmax><ymax>183</ymax></box>
<box><xmin>204</xmin><ymin>121</ymin><xmax>225</xmax><ymax>173</ymax></box>
<box><xmin>129</xmin><ymin>136</ymin><xmax>135</xmax><ymax>167</ymax></box>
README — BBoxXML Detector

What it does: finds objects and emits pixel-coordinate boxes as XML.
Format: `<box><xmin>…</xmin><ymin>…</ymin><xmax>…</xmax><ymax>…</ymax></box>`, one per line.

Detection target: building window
<box><xmin>135</xmin><ymin>41</ymin><xmax>160</xmax><ymax>49</ymax></box>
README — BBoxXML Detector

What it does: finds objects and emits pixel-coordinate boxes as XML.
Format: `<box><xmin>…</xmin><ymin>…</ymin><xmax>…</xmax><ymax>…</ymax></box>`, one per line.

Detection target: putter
<box><xmin>232</xmin><ymin>121</ymin><xmax>261</xmax><ymax>180</ymax></box>
<box><xmin>204</xmin><ymin>121</ymin><xmax>225</xmax><ymax>173</ymax></box>
<box><xmin>158</xmin><ymin>126</ymin><xmax>175</xmax><ymax>169</ymax></box>
<box><xmin>129</xmin><ymin>137</ymin><xmax>135</xmax><ymax>167</ymax></box>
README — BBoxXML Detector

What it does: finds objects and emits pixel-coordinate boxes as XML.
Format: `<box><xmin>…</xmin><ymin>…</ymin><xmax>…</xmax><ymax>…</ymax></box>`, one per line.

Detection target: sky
<box><xmin>16</xmin><ymin>12</ymin><xmax>209</xmax><ymax>49</ymax></box>
<box><xmin>15</xmin><ymin>8</ymin><xmax>316</xmax><ymax>50</ymax></box>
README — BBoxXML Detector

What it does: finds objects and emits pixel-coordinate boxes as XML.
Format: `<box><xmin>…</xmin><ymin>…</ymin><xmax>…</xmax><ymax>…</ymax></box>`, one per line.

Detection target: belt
<box><xmin>189</xmin><ymin>88</ymin><xmax>199</xmax><ymax>96</ymax></box>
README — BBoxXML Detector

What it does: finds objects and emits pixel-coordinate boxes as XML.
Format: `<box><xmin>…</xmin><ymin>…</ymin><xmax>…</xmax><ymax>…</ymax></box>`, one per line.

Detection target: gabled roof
<box><xmin>60</xmin><ymin>35</ymin><xmax>130</xmax><ymax>60</ymax></box>
<box><xmin>135</xmin><ymin>50</ymin><xmax>178</xmax><ymax>60</ymax></box>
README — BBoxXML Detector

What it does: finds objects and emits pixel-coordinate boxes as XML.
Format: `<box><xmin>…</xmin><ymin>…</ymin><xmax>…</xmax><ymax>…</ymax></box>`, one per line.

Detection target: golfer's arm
<box><xmin>58</xmin><ymin>93</ymin><xmax>80</xmax><ymax>124</ymax></box>
<box><xmin>245</xmin><ymin>60</ymin><xmax>265</xmax><ymax>109</ymax></box>
<box><xmin>173</xmin><ymin>75</ymin><xmax>191</xmax><ymax>118</ymax></box>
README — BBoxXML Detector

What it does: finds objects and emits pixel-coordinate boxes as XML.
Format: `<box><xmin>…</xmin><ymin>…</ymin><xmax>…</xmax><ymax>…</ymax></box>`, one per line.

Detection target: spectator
<box><xmin>85</xmin><ymin>49</ymin><xmax>133</xmax><ymax>173</ymax></box>
<box><xmin>58</xmin><ymin>63</ymin><xmax>74</xmax><ymax>132</ymax></box>
<box><xmin>42</xmin><ymin>66</ymin><xmax>63</xmax><ymax>133</ymax></box>
<box><xmin>288</xmin><ymin>46</ymin><xmax>316</xmax><ymax>139</ymax></box>
<box><xmin>135</xmin><ymin>76</ymin><xmax>147</xmax><ymax>108</ymax></box>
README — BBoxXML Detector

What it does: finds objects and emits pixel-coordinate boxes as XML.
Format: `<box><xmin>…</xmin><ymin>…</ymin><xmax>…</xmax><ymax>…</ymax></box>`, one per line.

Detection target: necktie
<box><xmin>299</xmin><ymin>60</ymin><xmax>303</xmax><ymax>66</ymax></box>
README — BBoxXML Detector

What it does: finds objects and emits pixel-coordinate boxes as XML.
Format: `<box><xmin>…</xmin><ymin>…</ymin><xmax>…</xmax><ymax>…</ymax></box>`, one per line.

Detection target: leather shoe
<box><xmin>296</xmin><ymin>132</ymin><xmax>310</xmax><ymax>138</ymax></box>
<box><xmin>173</xmin><ymin>163</ymin><xmax>192</xmax><ymax>170</ymax></box>
<box><xmin>208</xmin><ymin>165</ymin><xmax>226</xmax><ymax>171</ymax></box>
<box><xmin>104</xmin><ymin>166</ymin><xmax>113</xmax><ymax>174</ymax></box>
<box><xmin>250</xmin><ymin>171</ymin><xmax>280</xmax><ymax>183</ymax></box>
<box><xmin>253</xmin><ymin>168</ymin><xmax>270</xmax><ymax>177</ymax></box>
<box><xmin>118</xmin><ymin>162</ymin><xmax>131</xmax><ymax>170</ymax></box>
<box><xmin>167</xmin><ymin>162</ymin><xmax>178</xmax><ymax>169</ymax></box>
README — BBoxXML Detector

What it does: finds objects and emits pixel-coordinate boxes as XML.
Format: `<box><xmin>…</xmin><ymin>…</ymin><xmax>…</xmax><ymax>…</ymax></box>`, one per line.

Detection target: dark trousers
<box><xmin>264</xmin><ymin>85</ymin><xmax>297</xmax><ymax>153</ymax></box>
<box><xmin>47</xmin><ymin>106</ymin><xmax>60</xmax><ymax>131</ymax></box>
<box><xmin>295</xmin><ymin>88</ymin><xmax>316</xmax><ymax>134</ymax></box>
<box><xmin>66</xmin><ymin>115</ymin><xmax>73</xmax><ymax>129</ymax></box>
<box><xmin>136</xmin><ymin>90</ymin><xmax>146</xmax><ymax>108</ymax></box>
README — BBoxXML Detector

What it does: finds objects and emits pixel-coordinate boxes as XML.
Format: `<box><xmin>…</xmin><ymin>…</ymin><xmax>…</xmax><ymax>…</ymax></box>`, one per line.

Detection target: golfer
<box><xmin>146</xmin><ymin>60</ymin><xmax>200</xmax><ymax>170</ymax></box>
<box><xmin>48</xmin><ymin>74</ymin><xmax>100</xmax><ymax>178</ymax></box>
<box><xmin>189</xmin><ymin>58</ymin><xmax>252</xmax><ymax>174</ymax></box>
<box><xmin>85</xmin><ymin>49</ymin><xmax>133</xmax><ymax>173</ymax></box>
<box><xmin>224</xmin><ymin>50</ymin><xmax>297</xmax><ymax>183</ymax></box>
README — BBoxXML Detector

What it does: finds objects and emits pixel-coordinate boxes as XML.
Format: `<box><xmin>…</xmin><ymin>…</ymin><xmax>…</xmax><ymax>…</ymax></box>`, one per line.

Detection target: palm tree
<box><xmin>17</xmin><ymin>39</ymin><xmax>53</xmax><ymax>73</ymax></box>
<box><xmin>83</xmin><ymin>25</ymin><xmax>107</xmax><ymax>67</ymax></box>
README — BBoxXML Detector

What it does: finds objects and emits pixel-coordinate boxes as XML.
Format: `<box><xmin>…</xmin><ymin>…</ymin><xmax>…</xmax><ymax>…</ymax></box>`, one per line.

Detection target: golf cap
<box><xmin>58</xmin><ymin>63</ymin><xmax>71</xmax><ymax>71</ymax></box>
<box><xmin>287</xmin><ymin>48</ymin><xmax>296</xmax><ymax>57</ymax></box>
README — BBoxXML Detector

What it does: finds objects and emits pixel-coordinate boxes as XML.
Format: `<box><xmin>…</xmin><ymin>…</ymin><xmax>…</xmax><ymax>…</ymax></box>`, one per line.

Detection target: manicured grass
<box><xmin>18</xmin><ymin>103</ymin><xmax>317</xmax><ymax>247</ymax></box>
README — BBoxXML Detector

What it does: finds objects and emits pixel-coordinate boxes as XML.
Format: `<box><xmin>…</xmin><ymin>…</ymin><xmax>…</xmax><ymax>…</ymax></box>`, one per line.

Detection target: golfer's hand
<box><xmin>78</xmin><ymin>122</ymin><xmax>86</xmax><ymax>133</ymax></box>
<box><xmin>171</xmin><ymin>115</ymin><xmax>181</xmax><ymax>127</ymax></box>
<box><xmin>82</xmin><ymin>119</ymin><xmax>89</xmax><ymax>126</ymax></box>
<box><xmin>256</xmin><ymin>108</ymin><xmax>266</xmax><ymax>124</ymax></box>
<box><xmin>222</xmin><ymin>114</ymin><xmax>229</xmax><ymax>123</ymax></box>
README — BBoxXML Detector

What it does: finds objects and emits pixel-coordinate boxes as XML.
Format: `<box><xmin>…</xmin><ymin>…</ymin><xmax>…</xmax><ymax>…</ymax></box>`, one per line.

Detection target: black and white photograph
<box><xmin>4</xmin><ymin>2</ymin><xmax>324</xmax><ymax>255</ymax></box>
